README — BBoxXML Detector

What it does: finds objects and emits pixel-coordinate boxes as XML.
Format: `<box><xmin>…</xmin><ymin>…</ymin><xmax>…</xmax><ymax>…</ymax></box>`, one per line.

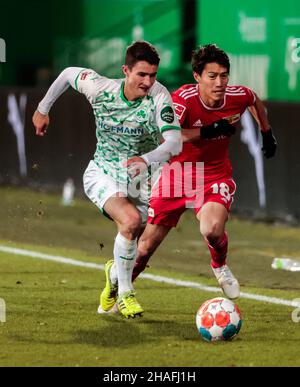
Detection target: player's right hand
<box><xmin>124</xmin><ymin>156</ymin><xmax>148</xmax><ymax>178</ymax></box>
<box><xmin>32</xmin><ymin>110</ymin><xmax>49</xmax><ymax>136</ymax></box>
<box><xmin>201</xmin><ymin>119</ymin><xmax>236</xmax><ymax>139</ymax></box>
<box><xmin>214</xmin><ymin>119</ymin><xmax>236</xmax><ymax>136</ymax></box>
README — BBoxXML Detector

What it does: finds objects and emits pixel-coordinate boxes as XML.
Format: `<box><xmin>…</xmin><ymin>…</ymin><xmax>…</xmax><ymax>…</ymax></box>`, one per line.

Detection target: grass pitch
<box><xmin>0</xmin><ymin>186</ymin><xmax>300</xmax><ymax>367</ymax></box>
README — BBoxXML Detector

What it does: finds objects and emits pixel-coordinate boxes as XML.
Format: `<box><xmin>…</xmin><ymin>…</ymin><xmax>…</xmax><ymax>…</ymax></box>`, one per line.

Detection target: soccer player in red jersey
<box><xmin>132</xmin><ymin>44</ymin><xmax>277</xmax><ymax>299</ymax></box>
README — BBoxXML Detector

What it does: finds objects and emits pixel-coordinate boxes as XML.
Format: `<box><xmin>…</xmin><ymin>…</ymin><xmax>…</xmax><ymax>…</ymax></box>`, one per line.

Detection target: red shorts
<box><xmin>148</xmin><ymin>176</ymin><xmax>236</xmax><ymax>228</ymax></box>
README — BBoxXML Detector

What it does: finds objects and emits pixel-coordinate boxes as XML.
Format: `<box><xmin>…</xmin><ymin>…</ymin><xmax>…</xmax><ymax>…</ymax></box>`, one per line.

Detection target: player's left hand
<box><xmin>124</xmin><ymin>156</ymin><xmax>148</xmax><ymax>178</ymax></box>
<box><xmin>201</xmin><ymin>119</ymin><xmax>236</xmax><ymax>139</ymax></box>
<box><xmin>261</xmin><ymin>128</ymin><xmax>277</xmax><ymax>158</ymax></box>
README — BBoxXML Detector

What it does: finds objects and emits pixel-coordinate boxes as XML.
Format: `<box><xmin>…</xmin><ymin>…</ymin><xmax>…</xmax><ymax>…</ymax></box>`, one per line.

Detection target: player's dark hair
<box><xmin>191</xmin><ymin>44</ymin><xmax>230</xmax><ymax>75</ymax></box>
<box><xmin>125</xmin><ymin>41</ymin><xmax>160</xmax><ymax>69</ymax></box>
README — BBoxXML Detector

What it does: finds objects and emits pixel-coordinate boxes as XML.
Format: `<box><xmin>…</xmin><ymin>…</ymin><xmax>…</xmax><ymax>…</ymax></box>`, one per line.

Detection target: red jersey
<box><xmin>171</xmin><ymin>84</ymin><xmax>256</xmax><ymax>180</ymax></box>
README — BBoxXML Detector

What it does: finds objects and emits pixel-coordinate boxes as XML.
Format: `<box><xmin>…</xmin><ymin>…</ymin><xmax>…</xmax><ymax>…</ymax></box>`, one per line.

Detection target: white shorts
<box><xmin>83</xmin><ymin>160</ymin><xmax>150</xmax><ymax>223</ymax></box>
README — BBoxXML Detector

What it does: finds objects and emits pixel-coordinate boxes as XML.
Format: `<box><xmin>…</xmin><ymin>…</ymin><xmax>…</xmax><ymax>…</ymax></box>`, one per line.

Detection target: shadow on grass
<box><xmin>8</xmin><ymin>315</ymin><xmax>198</xmax><ymax>348</ymax></box>
<box><xmin>73</xmin><ymin>315</ymin><xmax>197</xmax><ymax>348</ymax></box>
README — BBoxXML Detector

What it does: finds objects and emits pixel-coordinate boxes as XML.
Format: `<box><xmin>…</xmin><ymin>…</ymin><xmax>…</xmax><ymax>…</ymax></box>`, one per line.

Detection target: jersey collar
<box><xmin>197</xmin><ymin>84</ymin><xmax>226</xmax><ymax>110</ymax></box>
<box><xmin>120</xmin><ymin>81</ymin><xmax>143</xmax><ymax>107</ymax></box>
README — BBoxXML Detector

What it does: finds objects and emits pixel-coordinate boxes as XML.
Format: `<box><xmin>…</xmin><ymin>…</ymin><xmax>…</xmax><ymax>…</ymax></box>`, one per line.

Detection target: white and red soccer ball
<box><xmin>196</xmin><ymin>297</ymin><xmax>242</xmax><ymax>341</ymax></box>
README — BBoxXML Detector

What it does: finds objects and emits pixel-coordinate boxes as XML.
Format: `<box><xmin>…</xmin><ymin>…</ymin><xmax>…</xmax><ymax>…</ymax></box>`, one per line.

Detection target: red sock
<box><xmin>132</xmin><ymin>255</ymin><xmax>150</xmax><ymax>282</ymax></box>
<box><xmin>207</xmin><ymin>232</ymin><xmax>228</xmax><ymax>268</ymax></box>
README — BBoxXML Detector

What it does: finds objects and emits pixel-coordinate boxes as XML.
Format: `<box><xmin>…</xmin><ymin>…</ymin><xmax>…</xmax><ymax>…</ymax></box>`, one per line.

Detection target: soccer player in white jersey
<box><xmin>32</xmin><ymin>41</ymin><xmax>183</xmax><ymax>318</ymax></box>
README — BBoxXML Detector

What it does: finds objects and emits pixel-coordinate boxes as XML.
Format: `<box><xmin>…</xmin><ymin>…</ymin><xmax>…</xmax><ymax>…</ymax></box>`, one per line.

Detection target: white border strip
<box><xmin>1</xmin><ymin>245</ymin><xmax>299</xmax><ymax>308</ymax></box>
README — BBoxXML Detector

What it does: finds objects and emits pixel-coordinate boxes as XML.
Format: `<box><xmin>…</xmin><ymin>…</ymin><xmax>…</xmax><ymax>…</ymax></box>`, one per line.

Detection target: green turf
<box><xmin>1</xmin><ymin>187</ymin><xmax>300</xmax><ymax>366</ymax></box>
<box><xmin>1</xmin><ymin>186</ymin><xmax>300</xmax><ymax>290</ymax></box>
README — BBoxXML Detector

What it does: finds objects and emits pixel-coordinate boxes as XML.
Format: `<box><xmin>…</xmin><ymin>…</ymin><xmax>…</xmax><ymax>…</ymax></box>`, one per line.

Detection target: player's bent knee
<box><xmin>200</xmin><ymin>221</ymin><xmax>224</xmax><ymax>242</ymax></box>
<box><xmin>138</xmin><ymin>244</ymin><xmax>155</xmax><ymax>258</ymax></box>
<box><xmin>119</xmin><ymin>214</ymin><xmax>142</xmax><ymax>236</ymax></box>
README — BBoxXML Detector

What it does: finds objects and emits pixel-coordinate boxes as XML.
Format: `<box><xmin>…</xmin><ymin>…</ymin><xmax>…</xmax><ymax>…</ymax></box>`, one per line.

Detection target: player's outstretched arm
<box><xmin>33</xmin><ymin>67</ymin><xmax>85</xmax><ymax>136</ymax></box>
<box><xmin>248</xmin><ymin>94</ymin><xmax>277</xmax><ymax>158</ymax></box>
<box><xmin>247</xmin><ymin>94</ymin><xmax>270</xmax><ymax>132</ymax></box>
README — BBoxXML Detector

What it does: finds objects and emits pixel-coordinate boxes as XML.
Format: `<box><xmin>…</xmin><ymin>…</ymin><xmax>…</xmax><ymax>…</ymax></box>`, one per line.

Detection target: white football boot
<box><xmin>212</xmin><ymin>264</ymin><xmax>240</xmax><ymax>299</ymax></box>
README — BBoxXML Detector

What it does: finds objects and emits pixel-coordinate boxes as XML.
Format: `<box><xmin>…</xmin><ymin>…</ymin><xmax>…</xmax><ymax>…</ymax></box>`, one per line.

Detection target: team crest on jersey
<box><xmin>161</xmin><ymin>105</ymin><xmax>175</xmax><ymax>123</ymax></box>
<box><xmin>136</xmin><ymin>109</ymin><xmax>149</xmax><ymax>122</ymax></box>
<box><xmin>173</xmin><ymin>103</ymin><xmax>186</xmax><ymax>120</ymax></box>
<box><xmin>224</xmin><ymin>113</ymin><xmax>241</xmax><ymax>124</ymax></box>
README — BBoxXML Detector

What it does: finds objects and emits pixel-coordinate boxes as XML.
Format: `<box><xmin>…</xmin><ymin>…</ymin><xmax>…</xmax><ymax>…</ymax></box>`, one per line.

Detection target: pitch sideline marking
<box><xmin>0</xmin><ymin>245</ymin><xmax>299</xmax><ymax>308</ymax></box>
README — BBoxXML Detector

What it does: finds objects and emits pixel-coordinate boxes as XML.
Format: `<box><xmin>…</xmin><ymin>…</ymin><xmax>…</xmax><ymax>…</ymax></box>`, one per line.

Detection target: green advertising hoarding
<box><xmin>197</xmin><ymin>0</ymin><xmax>300</xmax><ymax>101</ymax></box>
<box><xmin>0</xmin><ymin>0</ymin><xmax>182</xmax><ymax>87</ymax></box>
<box><xmin>2</xmin><ymin>0</ymin><xmax>299</xmax><ymax>102</ymax></box>
<box><xmin>54</xmin><ymin>0</ymin><xmax>182</xmax><ymax>86</ymax></box>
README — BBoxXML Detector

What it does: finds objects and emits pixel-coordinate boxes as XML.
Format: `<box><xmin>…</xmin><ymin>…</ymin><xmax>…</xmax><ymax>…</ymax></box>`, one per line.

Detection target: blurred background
<box><xmin>0</xmin><ymin>0</ymin><xmax>300</xmax><ymax>221</ymax></box>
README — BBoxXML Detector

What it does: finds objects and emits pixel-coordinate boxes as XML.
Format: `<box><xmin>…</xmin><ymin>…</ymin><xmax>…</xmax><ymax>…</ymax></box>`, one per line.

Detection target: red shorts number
<box><xmin>148</xmin><ymin>178</ymin><xmax>236</xmax><ymax>228</ymax></box>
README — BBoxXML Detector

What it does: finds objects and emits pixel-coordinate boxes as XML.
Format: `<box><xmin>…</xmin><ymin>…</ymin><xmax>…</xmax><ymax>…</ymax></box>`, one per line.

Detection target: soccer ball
<box><xmin>196</xmin><ymin>297</ymin><xmax>242</xmax><ymax>342</ymax></box>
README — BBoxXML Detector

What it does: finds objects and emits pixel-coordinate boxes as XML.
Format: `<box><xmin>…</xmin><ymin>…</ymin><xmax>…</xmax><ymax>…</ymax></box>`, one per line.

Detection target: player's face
<box><xmin>194</xmin><ymin>62</ymin><xmax>229</xmax><ymax>107</ymax></box>
<box><xmin>122</xmin><ymin>61</ymin><xmax>158</xmax><ymax>100</ymax></box>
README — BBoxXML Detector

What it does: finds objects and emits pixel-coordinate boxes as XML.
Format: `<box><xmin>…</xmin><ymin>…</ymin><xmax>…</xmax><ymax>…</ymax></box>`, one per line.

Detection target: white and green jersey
<box><xmin>74</xmin><ymin>69</ymin><xmax>180</xmax><ymax>183</ymax></box>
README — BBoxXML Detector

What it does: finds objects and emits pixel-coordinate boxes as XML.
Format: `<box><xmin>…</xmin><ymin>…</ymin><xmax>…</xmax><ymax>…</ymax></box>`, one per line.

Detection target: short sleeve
<box><xmin>243</xmin><ymin>86</ymin><xmax>256</xmax><ymax>106</ymax></box>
